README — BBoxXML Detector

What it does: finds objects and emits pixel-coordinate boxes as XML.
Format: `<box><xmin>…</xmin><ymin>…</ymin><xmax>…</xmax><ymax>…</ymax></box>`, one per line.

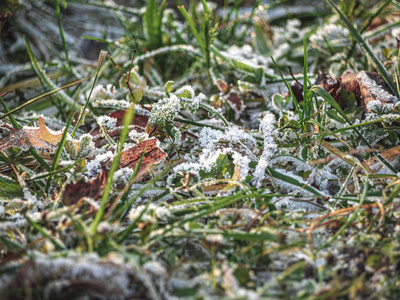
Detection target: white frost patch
<box><xmin>357</xmin><ymin>71</ymin><xmax>398</xmax><ymax>104</ymax></box>
<box><xmin>143</xmin><ymin>261</ymin><xmax>166</xmax><ymax>277</ymax></box>
<box><xmin>128</xmin><ymin>203</ymin><xmax>171</xmax><ymax>222</ymax></box>
<box><xmin>91</xmin><ymin>84</ymin><xmax>115</xmax><ymax>100</ymax></box>
<box><xmin>97</xmin><ymin>115</ymin><xmax>117</xmax><ymax>129</ymax></box>
<box><xmin>205</xmin><ymin>234</ymin><xmax>225</xmax><ymax>244</ymax></box>
<box><xmin>113</xmin><ymin>167</ymin><xmax>134</xmax><ymax>187</ymax></box>
<box><xmin>85</xmin><ymin>151</ymin><xmax>114</xmax><ymax>178</ymax></box>
<box><xmin>253</xmin><ymin>112</ymin><xmax>277</xmax><ymax>186</ymax></box>
<box><xmin>168</xmin><ymin>126</ymin><xmax>257</xmax><ymax>187</ymax></box>
<box><xmin>13</xmin><ymin>252</ymin><xmax>140</xmax><ymax>298</ymax></box>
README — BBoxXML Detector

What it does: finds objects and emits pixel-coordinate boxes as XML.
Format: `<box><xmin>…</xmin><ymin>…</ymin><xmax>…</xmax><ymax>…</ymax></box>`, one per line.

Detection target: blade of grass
<box><xmin>346</xmin><ymin>0</ymin><xmax>392</xmax><ymax>60</ymax></box>
<box><xmin>267</xmin><ymin>167</ymin><xmax>323</xmax><ymax>197</ymax></box>
<box><xmin>303</xmin><ymin>39</ymin><xmax>309</xmax><ymax>127</ymax></box>
<box><xmin>24</xmin><ymin>36</ymin><xmax>76</xmax><ymax>107</ymax></box>
<box><xmin>332</xmin><ymin>163</ymin><xmax>357</xmax><ymax>208</ymax></box>
<box><xmin>71</xmin><ymin>50</ymin><xmax>107</xmax><ymax>137</ymax></box>
<box><xmin>271</xmin><ymin>56</ymin><xmax>302</xmax><ymax>120</ymax></box>
<box><xmin>106</xmin><ymin>150</ymin><xmax>146</xmax><ymax>221</ymax></box>
<box><xmin>46</xmin><ymin>105</ymin><xmax>75</xmax><ymax>190</ymax></box>
<box><xmin>54</xmin><ymin>0</ymin><xmax>71</xmax><ymax>70</ymax></box>
<box><xmin>117</xmin><ymin>201</ymin><xmax>150</xmax><ymax>243</ymax></box>
<box><xmin>176</xmin><ymin>3</ymin><xmax>205</xmax><ymax>53</ymax></box>
<box><xmin>0</xmin><ymin>77</ymin><xmax>90</xmax><ymax>120</ymax></box>
<box><xmin>26</xmin><ymin>217</ymin><xmax>65</xmax><ymax>250</ymax></box>
<box><xmin>89</xmin><ymin>104</ymin><xmax>136</xmax><ymax>235</ymax></box>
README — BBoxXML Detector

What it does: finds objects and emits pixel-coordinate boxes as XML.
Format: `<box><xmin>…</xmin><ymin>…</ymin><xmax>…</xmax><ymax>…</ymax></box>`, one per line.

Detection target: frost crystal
<box><xmin>91</xmin><ymin>84</ymin><xmax>115</xmax><ymax>100</ymax></box>
<box><xmin>113</xmin><ymin>167</ymin><xmax>134</xmax><ymax>187</ymax></box>
<box><xmin>168</xmin><ymin>126</ymin><xmax>257</xmax><ymax>187</ymax></box>
<box><xmin>149</xmin><ymin>94</ymin><xmax>180</xmax><ymax>128</ymax></box>
<box><xmin>205</xmin><ymin>234</ymin><xmax>224</xmax><ymax>244</ymax></box>
<box><xmin>97</xmin><ymin>115</ymin><xmax>117</xmax><ymax>129</ymax></box>
<box><xmin>253</xmin><ymin>113</ymin><xmax>277</xmax><ymax>186</ymax></box>
<box><xmin>85</xmin><ymin>151</ymin><xmax>114</xmax><ymax>178</ymax></box>
<box><xmin>128</xmin><ymin>203</ymin><xmax>171</xmax><ymax>222</ymax></box>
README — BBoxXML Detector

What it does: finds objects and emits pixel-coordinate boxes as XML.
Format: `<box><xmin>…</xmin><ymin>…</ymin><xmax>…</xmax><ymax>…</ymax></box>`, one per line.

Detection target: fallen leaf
<box><xmin>363</xmin><ymin>145</ymin><xmax>400</xmax><ymax>173</ymax></box>
<box><xmin>61</xmin><ymin>166</ymin><xmax>107</xmax><ymax>206</ymax></box>
<box><xmin>119</xmin><ymin>138</ymin><xmax>166</xmax><ymax>180</ymax></box>
<box><xmin>91</xmin><ymin>109</ymin><xmax>150</xmax><ymax>146</ymax></box>
<box><xmin>340</xmin><ymin>71</ymin><xmax>396</xmax><ymax>113</ymax></box>
<box><xmin>0</xmin><ymin>117</ymin><xmax>64</xmax><ymax>152</ymax></box>
<box><xmin>315</xmin><ymin>73</ymin><xmax>341</xmax><ymax>103</ymax></box>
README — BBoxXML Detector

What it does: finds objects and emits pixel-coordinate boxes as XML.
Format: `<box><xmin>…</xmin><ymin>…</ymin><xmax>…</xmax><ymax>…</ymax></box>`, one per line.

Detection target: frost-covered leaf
<box><xmin>119</xmin><ymin>138</ymin><xmax>166</xmax><ymax>180</ymax></box>
<box><xmin>61</xmin><ymin>166</ymin><xmax>107</xmax><ymax>206</ymax></box>
<box><xmin>0</xmin><ymin>117</ymin><xmax>64</xmax><ymax>152</ymax></box>
<box><xmin>164</xmin><ymin>81</ymin><xmax>174</xmax><ymax>95</ymax></box>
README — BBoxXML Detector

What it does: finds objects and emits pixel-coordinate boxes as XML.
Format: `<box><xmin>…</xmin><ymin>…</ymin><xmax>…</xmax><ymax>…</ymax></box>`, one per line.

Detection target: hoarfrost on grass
<box><xmin>253</xmin><ymin>112</ymin><xmax>277</xmax><ymax>186</ymax></box>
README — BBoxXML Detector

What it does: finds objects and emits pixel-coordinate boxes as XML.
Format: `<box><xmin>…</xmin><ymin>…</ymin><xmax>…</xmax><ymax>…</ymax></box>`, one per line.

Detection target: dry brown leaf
<box><xmin>340</xmin><ymin>71</ymin><xmax>396</xmax><ymax>113</ymax></box>
<box><xmin>91</xmin><ymin>110</ymin><xmax>150</xmax><ymax>147</ymax></box>
<box><xmin>0</xmin><ymin>117</ymin><xmax>64</xmax><ymax>152</ymax></box>
<box><xmin>119</xmin><ymin>138</ymin><xmax>166</xmax><ymax>181</ymax></box>
<box><xmin>61</xmin><ymin>166</ymin><xmax>107</xmax><ymax>206</ymax></box>
<box><xmin>364</xmin><ymin>145</ymin><xmax>400</xmax><ymax>173</ymax></box>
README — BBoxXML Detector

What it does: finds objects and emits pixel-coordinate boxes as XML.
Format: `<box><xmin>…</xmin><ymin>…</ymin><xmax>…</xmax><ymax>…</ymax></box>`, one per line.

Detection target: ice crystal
<box><xmin>129</xmin><ymin>129</ymin><xmax>149</xmax><ymax>142</ymax></box>
<box><xmin>128</xmin><ymin>203</ymin><xmax>171</xmax><ymax>222</ymax></box>
<box><xmin>205</xmin><ymin>234</ymin><xmax>225</xmax><ymax>244</ymax></box>
<box><xmin>310</xmin><ymin>24</ymin><xmax>350</xmax><ymax>54</ymax></box>
<box><xmin>85</xmin><ymin>151</ymin><xmax>114</xmax><ymax>178</ymax></box>
<box><xmin>92</xmin><ymin>99</ymin><xmax>132</xmax><ymax>109</ymax></box>
<box><xmin>168</xmin><ymin>126</ymin><xmax>257</xmax><ymax>187</ymax></box>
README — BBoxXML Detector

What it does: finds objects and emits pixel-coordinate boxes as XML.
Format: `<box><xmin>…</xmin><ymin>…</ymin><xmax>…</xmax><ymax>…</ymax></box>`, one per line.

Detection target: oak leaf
<box><xmin>0</xmin><ymin>117</ymin><xmax>64</xmax><ymax>152</ymax></box>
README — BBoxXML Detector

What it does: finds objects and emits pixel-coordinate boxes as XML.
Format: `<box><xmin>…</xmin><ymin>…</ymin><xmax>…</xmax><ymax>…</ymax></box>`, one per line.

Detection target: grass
<box><xmin>0</xmin><ymin>0</ymin><xmax>400</xmax><ymax>299</ymax></box>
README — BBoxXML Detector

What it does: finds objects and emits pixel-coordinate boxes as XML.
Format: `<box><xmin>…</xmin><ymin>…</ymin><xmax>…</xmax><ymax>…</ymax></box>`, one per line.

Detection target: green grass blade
<box><xmin>144</xmin><ymin>0</ymin><xmax>166</xmax><ymax>48</ymax></box>
<box><xmin>267</xmin><ymin>167</ymin><xmax>323</xmax><ymax>197</ymax></box>
<box><xmin>71</xmin><ymin>50</ymin><xmax>107</xmax><ymax>137</ymax></box>
<box><xmin>89</xmin><ymin>105</ymin><xmax>136</xmax><ymax>235</ymax></box>
<box><xmin>54</xmin><ymin>0</ymin><xmax>71</xmax><ymax>70</ymax></box>
<box><xmin>177</xmin><ymin>4</ymin><xmax>205</xmax><ymax>53</ymax></box>
<box><xmin>271</xmin><ymin>57</ymin><xmax>302</xmax><ymax>120</ymax></box>
<box><xmin>24</xmin><ymin>36</ymin><xmax>75</xmax><ymax>107</ymax></box>
<box><xmin>0</xmin><ymin>77</ymin><xmax>89</xmax><ymax>120</ymax></box>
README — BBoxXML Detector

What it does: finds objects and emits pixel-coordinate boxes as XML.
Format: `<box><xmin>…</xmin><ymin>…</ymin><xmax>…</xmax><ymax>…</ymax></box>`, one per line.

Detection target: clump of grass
<box><xmin>0</xmin><ymin>0</ymin><xmax>400</xmax><ymax>299</ymax></box>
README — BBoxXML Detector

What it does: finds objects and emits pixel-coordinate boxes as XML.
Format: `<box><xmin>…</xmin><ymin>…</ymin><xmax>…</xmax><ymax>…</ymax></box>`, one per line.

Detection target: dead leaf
<box><xmin>315</xmin><ymin>73</ymin><xmax>342</xmax><ymax>103</ymax></box>
<box><xmin>91</xmin><ymin>109</ymin><xmax>150</xmax><ymax>146</ymax></box>
<box><xmin>364</xmin><ymin>145</ymin><xmax>400</xmax><ymax>173</ymax></box>
<box><xmin>61</xmin><ymin>166</ymin><xmax>107</xmax><ymax>206</ymax></box>
<box><xmin>0</xmin><ymin>117</ymin><xmax>64</xmax><ymax>152</ymax></box>
<box><xmin>119</xmin><ymin>138</ymin><xmax>166</xmax><ymax>181</ymax></box>
<box><xmin>340</xmin><ymin>71</ymin><xmax>396</xmax><ymax>113</ymax></box>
